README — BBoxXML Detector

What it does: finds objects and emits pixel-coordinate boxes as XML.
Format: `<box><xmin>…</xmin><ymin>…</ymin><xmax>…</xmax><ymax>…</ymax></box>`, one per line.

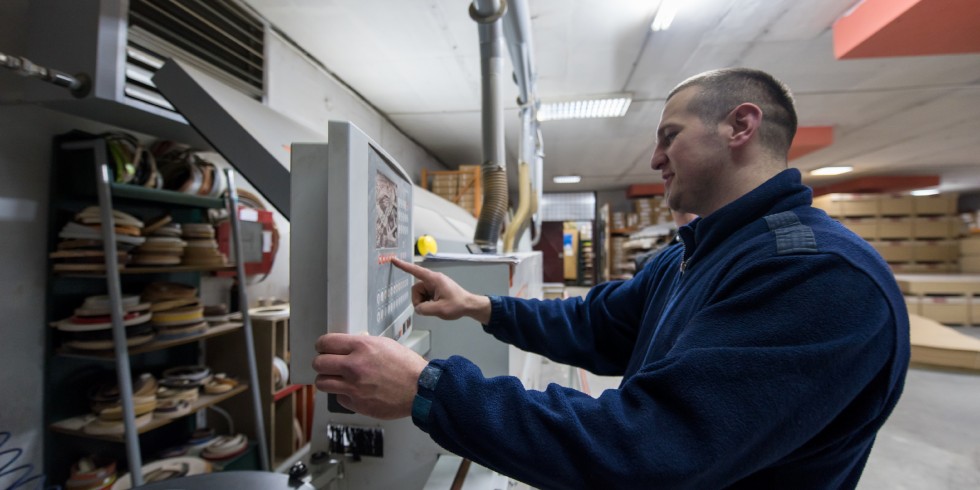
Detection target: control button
<box><xmin>289</xmin><ymin>461</ymin><xmax>309</xmax><ymax>481</ymax></box>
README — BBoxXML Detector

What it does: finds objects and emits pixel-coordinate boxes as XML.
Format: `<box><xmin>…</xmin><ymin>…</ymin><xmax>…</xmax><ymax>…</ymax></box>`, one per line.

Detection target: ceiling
<box><xmin>245</xmin><ymin>0</ymin><xmax>980</xmax><ymax>195</ymax></box>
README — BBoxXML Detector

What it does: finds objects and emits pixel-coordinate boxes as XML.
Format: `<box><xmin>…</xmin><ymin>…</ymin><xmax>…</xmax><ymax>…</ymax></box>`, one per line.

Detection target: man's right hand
<box><xmin>391</xmin><ymin>257</ymin><xmax>492</xmax><ymax>324</ymax></box>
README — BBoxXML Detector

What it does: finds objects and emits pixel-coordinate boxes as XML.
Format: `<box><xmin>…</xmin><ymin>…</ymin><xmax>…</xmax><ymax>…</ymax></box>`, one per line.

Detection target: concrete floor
<box><xmin>561</xmin><ymin>286</ymin><xmax>980</xmax><ymax>488</ymax></box>
<box><xmin>860</xmin><ymin>366</ymin><xmax>980</xmax><ymax>489</ymax></box>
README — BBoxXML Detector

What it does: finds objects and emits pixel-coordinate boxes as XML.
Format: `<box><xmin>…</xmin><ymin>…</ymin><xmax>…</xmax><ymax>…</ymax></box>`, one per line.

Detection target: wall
<box><xmin>0</xmin><ymin>3</ymin><xmax>447</xmax><ymax>484</ymax></box>
<box><xmin>596</xmin><ymin>189</ymin><xmax>632</xmax><ymax>215</ymax></box>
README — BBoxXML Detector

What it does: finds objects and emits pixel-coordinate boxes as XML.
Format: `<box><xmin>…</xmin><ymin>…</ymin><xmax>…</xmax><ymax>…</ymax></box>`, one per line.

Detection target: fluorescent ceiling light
<box><xmin>910</xmin><ymin>189</ymin><xmax>940</xmax><ymax>196</ymax></box>
<box><xmin>553</xmin><ymin>175</ymin><xmax>582</xmax><ymax>184</ymax></box>
<box><xmin>651</xmin><ymin>0</ymin><xmax>683</xmax><ymax>31</ymax></box>
<box><xmin>809</xmin><ymin>166</ymin><xmax>853</xmax><ymax>176</ymax></box>
<box><xmin>538</xmin><ymin>94</ymin><xmax>632</xmax><ymax>122</ymax></box>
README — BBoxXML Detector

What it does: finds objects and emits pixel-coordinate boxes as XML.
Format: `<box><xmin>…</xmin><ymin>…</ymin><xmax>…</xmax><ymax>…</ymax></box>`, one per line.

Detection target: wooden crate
<box><xmin>879</xmin><ymin>195</ymin><xmax>913</xmax><ymax>216</ymax></box>
<box><xmin>421</xmin><ymin>166</ymin><xmax>482</xmax><ymax>218</ymax></box>
<box><xmin>894</xmin><ymin>274</ymin><xmax>980</xmax><ymax>325</ymax></box>
<box><xmin>913</xmin><ymin>193</ymin><xmax>958</xmax><ymax>216</ymax></box>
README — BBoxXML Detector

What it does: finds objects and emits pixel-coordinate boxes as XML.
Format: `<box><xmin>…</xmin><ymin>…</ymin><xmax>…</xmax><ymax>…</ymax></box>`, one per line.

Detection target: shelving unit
<box><xmin>44</xmin><ymin>134</ymin><xmax>268</xmax><ymax>486</ymax></box>
<box><xmin>50</xmin><ymin>384</ymin><xmax>249</xmax><ymax>442</ymax></box>
<box><xmin>208</xmin><ymin>306</ymin><xmax>313</xmax><ymax>469</ymax></box>
<box><xmin>56</xmin><ymin>322</ymin><xmax>243</xmax><ymax>359</ymax></box>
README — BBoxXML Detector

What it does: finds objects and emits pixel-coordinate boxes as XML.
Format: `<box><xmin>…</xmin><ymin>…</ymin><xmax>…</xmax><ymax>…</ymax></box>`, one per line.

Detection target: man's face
<box><xmin>650</xmin><ymin>87</ymin><xmax>728</xmax><ymax>216</ymax></box>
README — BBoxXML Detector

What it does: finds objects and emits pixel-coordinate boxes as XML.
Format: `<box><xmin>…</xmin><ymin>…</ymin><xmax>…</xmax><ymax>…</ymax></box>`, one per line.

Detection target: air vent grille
<box><xmin>125</xmin><ymin>0</ymin><xmax>264</xmax><ymax>111</ymax></box>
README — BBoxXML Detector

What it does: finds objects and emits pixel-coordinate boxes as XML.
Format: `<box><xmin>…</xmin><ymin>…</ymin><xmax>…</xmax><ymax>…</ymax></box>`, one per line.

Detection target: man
<box><xmin>633</xmin><ymin>209</ymin><xmax>699</xmax><ymax>271</ymax></box>
<box><xmin>313</xmin><ymin>68</ymin><xmax>910</xmax><ymax>489</ymax></box>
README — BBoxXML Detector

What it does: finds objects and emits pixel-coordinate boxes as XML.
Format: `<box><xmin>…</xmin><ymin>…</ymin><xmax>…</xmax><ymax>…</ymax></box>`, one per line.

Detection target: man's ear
<box><xmin>725</xmin><ymin>103</ymin><xmax>763</xmax><ymax>149</ymax></box>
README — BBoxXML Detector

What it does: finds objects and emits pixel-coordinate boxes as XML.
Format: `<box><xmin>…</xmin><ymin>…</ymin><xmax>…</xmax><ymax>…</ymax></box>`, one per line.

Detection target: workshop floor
<box><xmin>560</xmin><ymin>286</ymin><xmax>980</xmax><ymax>489</ymax></box>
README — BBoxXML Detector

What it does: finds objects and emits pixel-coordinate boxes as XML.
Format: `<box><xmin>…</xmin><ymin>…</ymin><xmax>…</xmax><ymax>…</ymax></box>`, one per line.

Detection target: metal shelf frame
<box><xmin>57</xmin><ymin>139</ymin><xmax>269</xmax><ymax>485</ymax></box>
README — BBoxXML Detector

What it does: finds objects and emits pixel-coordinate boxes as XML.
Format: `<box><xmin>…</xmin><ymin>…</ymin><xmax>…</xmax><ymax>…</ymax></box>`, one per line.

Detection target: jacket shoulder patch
<box><xmin>764</xmin><ymin>211</ymin><xmax>817</xmax><ymax>254</ymax></box>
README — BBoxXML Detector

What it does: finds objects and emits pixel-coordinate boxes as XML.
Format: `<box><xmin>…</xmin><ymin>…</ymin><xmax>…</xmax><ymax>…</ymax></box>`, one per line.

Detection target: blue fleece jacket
<box><xmin>412</xmin><ymin>169</ymin><xmax>910</xmax><ymax>489</ymax></box>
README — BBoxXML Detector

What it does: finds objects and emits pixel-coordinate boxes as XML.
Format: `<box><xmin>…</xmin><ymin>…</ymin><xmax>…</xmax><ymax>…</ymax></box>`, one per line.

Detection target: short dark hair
<box><xmin>668</xmin><ymin>68</ymin><xmax>798</xmax><ymax>157</ymax></box>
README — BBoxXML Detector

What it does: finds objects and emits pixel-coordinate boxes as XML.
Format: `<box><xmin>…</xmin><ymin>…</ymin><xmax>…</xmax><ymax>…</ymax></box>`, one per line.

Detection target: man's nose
<box><xmin>651</xmin><ymin>147</ymin><xmax>666</xmax><ymax>170</ymax></box>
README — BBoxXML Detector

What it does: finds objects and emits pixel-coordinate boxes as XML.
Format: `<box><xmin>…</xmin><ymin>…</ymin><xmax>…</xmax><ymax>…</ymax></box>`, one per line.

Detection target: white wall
<box><xmin>0</xmin><ymin>4</ymin><xmax>448</xmax><ymax>484</ymax></box>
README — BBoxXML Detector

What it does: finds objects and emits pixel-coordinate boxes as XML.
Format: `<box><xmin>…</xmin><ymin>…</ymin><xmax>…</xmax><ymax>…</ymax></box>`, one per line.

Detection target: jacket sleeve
<box><xmin>413</xmin><ymin>254</ymin><xmax>906</xmax><ymax>490</ymax></box>
<box><xmin>483</xmin><ymin>245</ymin><xmax>682</xmax><ymax>375</ymax></box>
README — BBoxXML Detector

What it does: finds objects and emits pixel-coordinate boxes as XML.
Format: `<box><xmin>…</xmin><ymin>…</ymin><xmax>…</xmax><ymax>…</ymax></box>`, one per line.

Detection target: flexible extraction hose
<box><xmin>503</xmin><ymin>161</ymin><xmax>531</xmax><ymax>252</ymax></box>
<box><xmin>471</xmin><ymin>0</ymin><xmax>509</xmax><ymax>253</ymax></box>
<box><xmin>475</xmin><ymin>166</ymin><xmax>509</xmax><ymax>252</ymax></box>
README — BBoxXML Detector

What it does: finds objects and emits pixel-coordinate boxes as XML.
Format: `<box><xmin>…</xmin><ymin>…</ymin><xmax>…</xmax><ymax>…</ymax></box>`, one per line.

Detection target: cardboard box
<box><xmin>904</xmin><ymin>295</ymin><xmax>921</xmax><ymax>315</ymax></box>
<box><xmin>812</xmin><ymin>194</ymin><xmax>841</xmax><ymax>217</ymax></box>
<box><xmin>878</xmin><ymin>218</ymin><xmax>913</xmax><ymax>240</ymax></box>
<box><xmin>913</xmin><ymin>217</ymin><xmax>959</xmax><ymax>239</ymax></box>
<box><xmin>871</xmin><ymin>241</ymin><xmax>913</xmax><ymax>262</ymax></box>
<box><xmin>961</xmin><ymin>256</ymin><xmax>980</xmax><ymax>273</ymax></box>
<box><xmin>960</xmin><ymin>237</ymin><xmax>980</xmax><ymax>257</ymax></box>
<box><xmin>913</xmin><ymin>193</ymin><xmax>958</xmax><ymax>216</ymax></box>
<box><xmin>920</xmin><ymin>296</ymin><xmax>970</xmax><ymax>325</ymax></box>
<box><xmin>894</xmin><ymin>273</ymin><xmax>980</xmax><ymax>296</ymax></box>
<box><xmin>843</xmin><ymin>218</ymin><xmax>877</xmax><ymax>240</ymax></box>
<box><xmin>542</xmin><ymin>283</ymin><xmax>565</xmax><ymax>300</ymax></box>
<box><xmin>841</xmin><ymin>195</ymin><xmax>879</xmax><ymax>217</ymax></box>
<box><xmin>911</xmin><ymin>240</ymin><xmax>959</xmax><ymax>262</ymax></box>
<box><xmin>879</xmin><ymin>195</ymin><xmax>913</xmax><ymax>216</ymax></box>
<box><xmin>891</xmin><ymin>263</ymin><xmax>959</xmax><ymax>274</ymax></box>
<box><xmin>909</xmin><ymin>314</ymin><xmax>980</xmax><ymax>371</ymax></box>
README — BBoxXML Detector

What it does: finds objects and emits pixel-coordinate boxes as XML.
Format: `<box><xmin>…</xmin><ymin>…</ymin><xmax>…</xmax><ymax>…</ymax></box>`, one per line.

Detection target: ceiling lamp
<box><xmin>552</xmin><ymin>175</ymin><xmax>582</xmax><ymax>184</ymax></box>
<box><xmin>538</xmin><ymin>94</ymin><xmax>632</xmax><ymax>122</ymax></box>
<box><xmin>810</xmin><ymin>166</ymin><xmax>853</xmax><ymax>176</ymax></box>
<box><xmin>651</xmin><ymin>0</ymin><xmax>683</xmax><ymax>31</ymax></box>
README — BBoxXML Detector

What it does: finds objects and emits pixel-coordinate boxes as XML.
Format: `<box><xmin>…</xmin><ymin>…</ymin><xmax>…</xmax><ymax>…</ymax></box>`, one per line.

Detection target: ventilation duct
<box><xmin>25</xmin><ymin>0</ymin><xmax>265</xmax><ymax>146</ymax></box>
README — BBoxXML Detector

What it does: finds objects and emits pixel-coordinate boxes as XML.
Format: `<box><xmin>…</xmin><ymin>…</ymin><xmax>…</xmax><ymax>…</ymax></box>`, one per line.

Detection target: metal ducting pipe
<box><xmin>530</xmin><ymin>126</ymin><xmax>544</xmax><ymax>247</ymax></box>
<box><xmin>471</xmin><ymin>0</ymin><xmax>509</xmax><ymax>253</ymax></box>
<box><xmin>501</xmin><ymin>0</ymin><xmax>544</xmax><ymax>249</ymax></box>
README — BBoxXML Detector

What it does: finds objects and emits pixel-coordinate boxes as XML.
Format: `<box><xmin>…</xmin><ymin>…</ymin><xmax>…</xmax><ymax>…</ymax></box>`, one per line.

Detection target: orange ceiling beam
<box><xmin>833</xmin><ymin>0</ymin><xmax>980</xmax><ymax>59</ymax></box>
<box><xmin>789</xmin><ymin>126</ymin><xmax>834</xmax><ymax>161</ymax></box>
<box><xmin>812</xmin><ymin>175</ymin><xmax>940</xmax><ymax>197</ymax></box>
<box><xmin>626</xmin><ymin>183</ymin><xmax>665</xmax><ymax>198</ymax></box>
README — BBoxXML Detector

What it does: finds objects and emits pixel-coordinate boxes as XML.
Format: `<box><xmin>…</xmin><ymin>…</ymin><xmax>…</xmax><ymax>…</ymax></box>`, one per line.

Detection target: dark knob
<box><xmin>289</xmin><ymin>461</ymin><xmax>309</xmax><ymax>480</ymax></box>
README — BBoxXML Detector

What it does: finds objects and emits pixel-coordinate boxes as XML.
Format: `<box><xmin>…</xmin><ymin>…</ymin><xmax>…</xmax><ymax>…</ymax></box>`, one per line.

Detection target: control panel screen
<box><xmin>368</xmin><ymin>148</ymin><xmax>413</xmax><ymax>339</ymax></box>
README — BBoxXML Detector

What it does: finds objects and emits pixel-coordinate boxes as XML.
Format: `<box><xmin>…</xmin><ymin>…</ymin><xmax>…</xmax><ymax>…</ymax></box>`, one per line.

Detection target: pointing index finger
<box><xmin>392</xmin><ymin>257</ymin><xmax>433</xmax><ymax>280</ymax></box>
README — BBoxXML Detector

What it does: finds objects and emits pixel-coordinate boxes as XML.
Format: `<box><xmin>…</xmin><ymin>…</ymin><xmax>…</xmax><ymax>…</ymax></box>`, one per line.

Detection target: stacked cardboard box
<box><xmin>611</xmin><ymin>212</ymin><xmax>627</xmax><ymax>231</ymax></box>
<box><xmin>632</xmin><ymin>197</ymin><xmax>669</xmax><ymax>228</ymax></box>
<box><xmin>897</xmin><ymin>273</ymin><xmax>980</xmax><ymax>326</ymax></box>
<box><xmin>813</xmin><ymin>192</ymin><xmax>963</xmax><ymax>272</ymax></box>
<box><xmin>422</xmin><ymin>166</ymin><xmax>482</xmax><ymax>217</ymax></box>
<box><xmin>961</xmin><ymin>235</ymin><xmax>980</xmax><ymax>273</ymax></box>
<box><xmin>456</xmin><ymin>165</ymin><xmax>479</xmax><ymax>215</ymax></box>
<box><xmin>610</xmin><ymin>235</ymin><xmax>630</xmax><ymax>280</ymax></box>
<box><xmin>431</xmin><ymin>173</ymin><xmax>458</xmax><ymax>197</ymax></box>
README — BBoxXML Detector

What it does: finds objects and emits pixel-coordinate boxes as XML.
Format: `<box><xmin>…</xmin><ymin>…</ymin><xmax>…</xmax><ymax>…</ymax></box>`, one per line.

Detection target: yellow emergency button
<box><xmin>416</xmin><ymin>235</ymin><xmax>438</xmax><ymax>256</ymax></box>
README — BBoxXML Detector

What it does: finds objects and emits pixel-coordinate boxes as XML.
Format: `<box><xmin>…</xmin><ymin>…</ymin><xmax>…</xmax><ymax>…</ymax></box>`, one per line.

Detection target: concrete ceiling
<box><xmin>245</xmin><ymin>0</ymin><xmax>980</xmax><ymax>195</ymax></box>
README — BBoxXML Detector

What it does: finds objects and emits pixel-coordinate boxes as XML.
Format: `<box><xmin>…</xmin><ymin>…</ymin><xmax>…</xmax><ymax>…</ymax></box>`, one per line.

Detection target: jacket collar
<box><xmin>677</xmin><ymin>168</ymin><xmax>812</xmax><ymax>266</ymax></box>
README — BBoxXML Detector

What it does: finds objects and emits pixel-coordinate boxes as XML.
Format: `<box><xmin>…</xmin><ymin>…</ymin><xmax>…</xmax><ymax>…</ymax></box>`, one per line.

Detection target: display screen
<box><xmin>368</xmin><ymin>147</ymin><xmax>413</xmax><ymax>339</ymax></box>
<box><xmin>375</xmin><ymin>172</ymin><xmax>399</xmax><ymax>249</ymax></box>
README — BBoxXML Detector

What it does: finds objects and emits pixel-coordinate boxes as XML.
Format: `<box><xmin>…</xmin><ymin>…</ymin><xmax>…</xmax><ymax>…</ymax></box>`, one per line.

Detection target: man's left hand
<box><xmin>313</xmin><ymin>333</ymin><xmax>428</xmax><ymax>419</ymax></box>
